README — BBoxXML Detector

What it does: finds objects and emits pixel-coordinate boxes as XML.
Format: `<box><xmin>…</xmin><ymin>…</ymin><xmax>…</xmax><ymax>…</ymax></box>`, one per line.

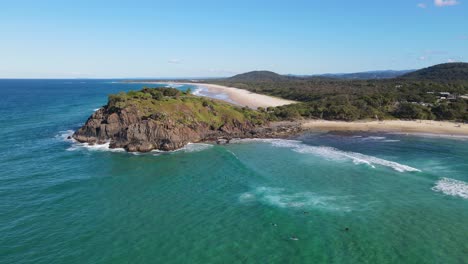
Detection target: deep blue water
<box><xmin>1</xmin><ymin>80</ymin><xmax>467</xmax><ymax>264</ymax></box>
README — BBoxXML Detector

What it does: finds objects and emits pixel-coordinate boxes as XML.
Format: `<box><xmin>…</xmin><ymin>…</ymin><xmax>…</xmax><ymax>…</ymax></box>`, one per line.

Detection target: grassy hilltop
<box><xmin>107</xmin><ymin>87</ymin><xmax>268</xmax><ymax>128</ymax></box>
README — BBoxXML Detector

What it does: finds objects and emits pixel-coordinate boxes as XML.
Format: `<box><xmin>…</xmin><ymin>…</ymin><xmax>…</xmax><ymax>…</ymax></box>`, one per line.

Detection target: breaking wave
<box><xmin>432</xmin><ymin>178</ymin><xmax>468</xmax><ymax>199</ymax></box>
<box><xmin>152</xmin><ymin>143</ymin><xmax>213</xmax><ymax>155</ymax></box>
<box><xmin>232</xmin><ymin>139</ymin><xmax>420</xmax><ymax>172</ymax></box>
<box><xmin>173</xmin><ymin>143</ymin><xmax>213</xmax><ymax>153</ymax></box>
<box><xmin>239</xmin><ymin>186</ymin><xmax>353</xmax><ymax>211</ymax></box>
<box><xmin>56</xmin><ymin>130</ymin><xmax>125</xmax><ymax>152</ymax></box>
<box><xmin>57</xmin><ymin>131</ymin><xmax>212</xmax><ymax>154</ymax></box>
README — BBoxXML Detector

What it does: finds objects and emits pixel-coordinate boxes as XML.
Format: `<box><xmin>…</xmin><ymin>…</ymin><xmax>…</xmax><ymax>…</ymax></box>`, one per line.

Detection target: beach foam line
<box><xmin>239</xmin><ymin>186</ymin><xmax>353</xmax><ymax>211</ymax></box>
<box><xmin>191</xmin><ymin>86</ymin><xmax>204</xmax><ymax>96</ymax></box>
<box><xmin>232</xmin><ymin>138</ymin><xmax>420</xmax><ymax>172</ymax></box>
<box><xmin>190</xmin><ymin>84</ymin><xmax>237</xmax><ymax>104</ymax></box>
<box><xmin>432</xmin><ymin>177</ymin><xmax>468</xmax><ymax>199</ymax></box>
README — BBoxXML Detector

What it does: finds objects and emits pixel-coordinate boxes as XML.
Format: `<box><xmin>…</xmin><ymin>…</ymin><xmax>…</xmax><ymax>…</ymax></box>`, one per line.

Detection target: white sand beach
<box><xmin>301</xmin><ymin>120</ymin><xmax>468</xmax><ymax>137</ymax></box>
<box><xmin>148</xmin><ymin>82</ymin><xmax>295</xmax><ymax>108</ymax></box>
<box><xmin>192</xmin><ymin>83</ymin><xmax>297</xmax><ymax>108</ymax></box>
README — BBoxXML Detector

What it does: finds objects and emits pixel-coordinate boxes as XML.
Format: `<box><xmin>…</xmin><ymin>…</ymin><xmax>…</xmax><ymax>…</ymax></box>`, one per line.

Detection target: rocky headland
<box><xmin>73</xmin><ymin>87</ymin><xmax>302</xmax><ymax>152</ymax></box>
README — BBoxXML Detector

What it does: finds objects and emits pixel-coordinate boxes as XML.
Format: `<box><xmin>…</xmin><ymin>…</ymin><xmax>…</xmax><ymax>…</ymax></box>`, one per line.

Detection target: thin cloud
<box><xmin>434</xmin><ymin>0</ymin><xmax>459</xmax><ymax>7</ymax></box>
<box><xmin>168</xmin><ymin>59</ymin><xmax>182</xmax><ymax>64</ymax></box>
<box><xmin>417</xmin><ymin>3</ymin><xmax>427</xmax><ymax>8</ymax></box>
<box><xmin>447</xmin><ymin>56</ymin><xmax>463</xmax><ymax>62</ymax></box>
<box><xmin>424</xmin><ymin>49</ymin><xmax>448</xmax><ymax>55</ymax></box>
<box><xmin>208</xmin><ymin>68</ymin><xmax>238</xmax><ymax>75</ymax></box>
<box><xmin>418</xmin><ymin>56</ymin><xmax>427</xmax><ymax>61</ymax></box>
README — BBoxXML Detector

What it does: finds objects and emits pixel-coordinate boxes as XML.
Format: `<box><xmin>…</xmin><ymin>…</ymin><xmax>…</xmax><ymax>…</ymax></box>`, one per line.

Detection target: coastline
<box><xmin>127</xmin><ymin>81</ymin><xmax>467</xmax><ymax>138</ymax></box>
<box><xmin>301</xmin><ymin>120</ymin><xmax>468</xmax><ymax>137</ymax></box>
<box><xmin>135</xmin><ymin>81</ymin><xmax>297</xmax><ymax>109</ymax></box>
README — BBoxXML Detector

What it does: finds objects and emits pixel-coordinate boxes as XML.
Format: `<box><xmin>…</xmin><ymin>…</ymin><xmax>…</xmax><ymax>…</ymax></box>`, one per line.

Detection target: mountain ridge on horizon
<box><xmin>225</xmin><ymin>62</ymin><xmax>468</xmax><ymax>82</ymax></box>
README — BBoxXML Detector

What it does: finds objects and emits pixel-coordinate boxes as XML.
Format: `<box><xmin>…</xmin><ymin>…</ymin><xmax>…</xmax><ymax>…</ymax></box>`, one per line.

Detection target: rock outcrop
<box><xmin>73</xmin><ymin>106</ymin><xmax>302</xmax><ymax>152</ymax></box>
<box><xmin>73</xmin><ymin>87</ymin><xmax>302</xmax><ymax>152</ymax></box>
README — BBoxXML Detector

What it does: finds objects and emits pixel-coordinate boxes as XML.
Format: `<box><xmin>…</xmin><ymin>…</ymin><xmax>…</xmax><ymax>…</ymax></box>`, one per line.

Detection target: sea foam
<box><xmin>432</xmin><ymin>178</ymin><xmax>468</xmax><ymax>199</ymax></box>
<box><xmin>239</xmin><ymin>186</ymin><xmax>353</xmax><ymax>211</ymax></box>
<box><xmin>233</xmin><ymin>138</ymin><xmax>420</xmax><ymax>172</ymax></box>
<box><xmin>58</xmin><ymin>131</ymin><xmax>212</xmax><ymax>154</ymax></box>
<box><xmin>57</xmin><ymin>130</ymin><xmax>125</xmax><ymax>152</ymax></box>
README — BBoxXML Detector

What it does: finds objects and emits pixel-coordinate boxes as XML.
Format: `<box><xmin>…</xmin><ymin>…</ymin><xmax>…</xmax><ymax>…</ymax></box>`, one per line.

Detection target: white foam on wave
<box><xmin>152</xmin><ymin>143</ymin><xmax>213</xmax><ymax>155</ymax></box>
<box><xmin>56</xmin><ymin>130</ymin><xmax>75</xmax><ymax>142</ymax></box>
<box><xmin>356</xmin><ymin>136</ymin><xmax>400</xmax><ymax>143</ymax></box>
<box><xmin>363</xmin><ymin>136</ymin><xmax>386</xmax><ymax>140</ymax></box>
<box><xmin>67</xmin><ymin>141</ymin><xmax>125</xmax><ymax>152</ymax></box>
<box><xmin>56</xmin><ymin>130</ymin><xmax>125</xmax><ymax>152</ymax></box>
<box><xmin>239</xmin><ymin>186</ymin><xmax>352</xmax><ymax>211</ymax></box>
<box><xmin>179</xmin><ymin>143</ymin><xmax>213</xmax><ymax>153</ymax></box>
<box><xmin>432</xmin><ymin>178</ymin><xmax>468</xmax><ymax>199</ymax></box>
<box><xmin>232</xmin><ymin>138</ymin><xmax>420</xmax><ymax>172</ymax></box>
<box><xmin>57</xmin><ymin>130</ymin><xmax>212</xmax><ymax>154</ymax></box>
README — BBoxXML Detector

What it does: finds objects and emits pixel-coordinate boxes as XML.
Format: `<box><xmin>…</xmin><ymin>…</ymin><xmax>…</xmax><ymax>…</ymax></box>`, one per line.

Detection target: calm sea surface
<box><xmin>1</xmin><ymin>80</ymin><xmax>467</xmax><ymax>263</ymax></box>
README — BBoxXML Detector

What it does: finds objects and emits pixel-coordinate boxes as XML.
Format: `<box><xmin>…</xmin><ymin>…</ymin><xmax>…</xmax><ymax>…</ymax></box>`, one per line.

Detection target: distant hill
<box><xmin>222</xmin><ymin>63</ymin><xmax>468</xmax><ymax>83</ymax></box>
<box><xmin>227</xmin><ymin>69</ymin><xmax>414</xmax><ymax>82</ymax></box>
<box><xmin>316</xmin><ymin>70</ymin><xmax>414</xmax><ymax>80</ymax></box>
<box><xmin>401</xmin><ymin>63</ymin><xmax>468</xmax><ymax>82</ymax></box>
<box><xmin>226</xmin><ymin>71</ymin><xmax>288</xmax><ymax>82</ymax></box>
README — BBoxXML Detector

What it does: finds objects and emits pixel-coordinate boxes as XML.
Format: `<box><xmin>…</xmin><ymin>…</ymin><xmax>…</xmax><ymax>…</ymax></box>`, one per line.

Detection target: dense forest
<box><xmin>208</xmin><ymin>63</ymin><xmax>468</xmax><ymax>122</ymax></box>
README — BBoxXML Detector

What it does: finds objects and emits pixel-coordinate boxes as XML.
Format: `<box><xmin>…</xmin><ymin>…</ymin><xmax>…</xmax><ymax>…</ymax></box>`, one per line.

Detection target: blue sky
<box><xmin>0</xmin><ymin>0</ymin><xmax>467</xmax><ymax>78</ymax></box>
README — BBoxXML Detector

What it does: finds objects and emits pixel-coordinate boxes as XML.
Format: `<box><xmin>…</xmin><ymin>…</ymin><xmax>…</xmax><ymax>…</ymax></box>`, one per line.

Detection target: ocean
<box><xmin>1</xmin><ymin>80</ymin><xmax>467</xmax><ymax>263</ymax></box>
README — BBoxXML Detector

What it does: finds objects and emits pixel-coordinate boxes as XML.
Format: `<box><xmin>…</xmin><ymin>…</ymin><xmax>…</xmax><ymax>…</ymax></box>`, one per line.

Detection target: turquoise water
<box><xmin>1</xmin><ymin>80</ymin><xmax>467</xmax><ymax>263</ymax></box>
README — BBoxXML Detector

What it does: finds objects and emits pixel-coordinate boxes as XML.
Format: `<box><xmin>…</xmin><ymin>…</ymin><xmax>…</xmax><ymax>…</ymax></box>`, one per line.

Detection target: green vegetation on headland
<box><xmin>107</xmin><ymin>87</ymin><xmax>269</xmax><ymax>127</ymax></box>
<box><xmin>208</xmin><ymin>63</ymin><xmax>468</xmax><ymax>121</ymax></box>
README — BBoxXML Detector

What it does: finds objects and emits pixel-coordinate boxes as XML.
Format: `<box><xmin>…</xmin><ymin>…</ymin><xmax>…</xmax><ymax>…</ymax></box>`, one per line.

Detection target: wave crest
<box><xmin>233</xmin><ymin>139</ymin><xmax>420</xmax><ymax>172</ymax></box>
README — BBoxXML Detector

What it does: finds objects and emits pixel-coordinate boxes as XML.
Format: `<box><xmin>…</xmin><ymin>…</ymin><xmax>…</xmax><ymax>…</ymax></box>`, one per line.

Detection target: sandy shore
<box><xmin>194</xmin><ymin>83</ymin><xmax>296</xmax><ymax>108</ymax></box>
<box><xmin>141</xmin><ymin>82</ymin><xmax>296</xmax><ymax>108</ymax></box>
<box><xmin>301</xmin><ymin>120</ymin><xmax>468</xmax><ymax>137</ymax></box>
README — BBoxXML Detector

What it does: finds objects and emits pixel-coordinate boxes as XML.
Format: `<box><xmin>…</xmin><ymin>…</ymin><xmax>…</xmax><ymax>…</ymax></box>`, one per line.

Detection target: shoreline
<box><xmin>126</xmin><ymin>81</ymin><xmax>467</xmax><ymax>137</ymax></box>
<box><xmin>133</xmin><ymin>81</ymin><xmax>297</xmax><ymax>109</ymax></box>
<box><xmin>300</xmin><ymin>120</ymin><xmax>468</xmax><ymax>137</ymax></box>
